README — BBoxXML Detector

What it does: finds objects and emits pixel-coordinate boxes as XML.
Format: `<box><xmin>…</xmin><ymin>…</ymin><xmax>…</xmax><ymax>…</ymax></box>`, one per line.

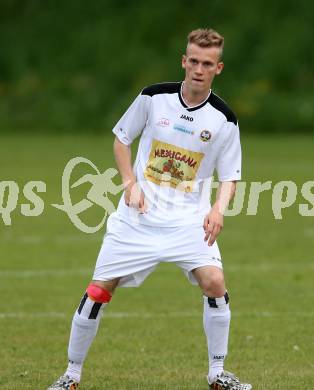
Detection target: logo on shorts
<box><xmin>200</xmin><ymin>130</ymin><xmax>212</xmax><ymax>142</ymax></box>
<box><xmin>156</xmin><ymin>118</ymin><xmax>170</xmax><ymax>127</ymax></box>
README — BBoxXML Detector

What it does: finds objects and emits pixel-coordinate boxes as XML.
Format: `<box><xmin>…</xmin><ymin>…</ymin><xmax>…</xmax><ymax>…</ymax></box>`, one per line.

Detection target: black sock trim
<box><xmin>207</xmin><ymin>292</ymin><xmax>230</xmax><ymax>308</ymax></box>
<box><xmin>207</xmin><ymin>297</ymin><xmax>218</xmax><ymax>308</ymax></box>
<box><xmin>88</xmin><ymin>302</ymin><xmax>103</xmax><ymax>319</ymax></box>
<box><xmin>77</xmin><ymin>292</ymin><xmax>88</xmax><ymax>314</ymax></box>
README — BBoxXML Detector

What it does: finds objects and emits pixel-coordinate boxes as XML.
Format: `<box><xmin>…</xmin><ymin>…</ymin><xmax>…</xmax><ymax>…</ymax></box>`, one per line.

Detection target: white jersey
<box><xmin>113</xmin><ymin>81</ymin><xmax>241</xmax><ymax>227</ymax></box>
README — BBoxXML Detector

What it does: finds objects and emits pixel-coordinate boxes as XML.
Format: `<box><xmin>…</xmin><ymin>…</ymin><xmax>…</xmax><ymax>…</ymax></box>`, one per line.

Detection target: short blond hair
<box><xmin>187</xmin><ymin>28</ymin><xmax>224</xmax><ymax>58</ymax></box>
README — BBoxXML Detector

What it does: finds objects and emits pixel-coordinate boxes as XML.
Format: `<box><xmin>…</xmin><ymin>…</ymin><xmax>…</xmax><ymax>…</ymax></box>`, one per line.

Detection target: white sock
<box><xmin>66</xmin><ymin>361</ymin><xmax>82</xmax><ymax>383</ymax></box>
<box><xmin>203</xmin><ymin>293</ymin><xmax>230</xmax><ymax>383</ymax></box>
<box><xmin>65</xmin><ymin>293</ymin><xmax>109</xmax><ymax>382</ymax></box>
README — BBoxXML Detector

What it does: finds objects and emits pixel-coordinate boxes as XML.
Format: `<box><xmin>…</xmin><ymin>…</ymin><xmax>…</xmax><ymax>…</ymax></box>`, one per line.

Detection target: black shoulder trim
<box><xmin>208</xmin><ymin>93</ymin><xmax>237</xmax><ymax>125</ymax></box>
<box><xmin>141</xmin><ymin>82</ymin><xmax>181</xmax><ymax>97</ymax></box>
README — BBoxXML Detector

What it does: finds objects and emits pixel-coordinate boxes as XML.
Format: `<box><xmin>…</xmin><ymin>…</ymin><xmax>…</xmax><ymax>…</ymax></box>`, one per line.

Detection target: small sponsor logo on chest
<box><xmin>173</xmin><ymin>124</ymin><xmax>194</xmax><ymax>136</ymax></box>
<box><xmin>156</xmin><ymin>118</ymin><xmax>170</xmax><ymax>127</ymax></box>
<box><xmin>180</xmin><ymin>114</ymin><xmax>194</xmax><ymax>122</ymax></box>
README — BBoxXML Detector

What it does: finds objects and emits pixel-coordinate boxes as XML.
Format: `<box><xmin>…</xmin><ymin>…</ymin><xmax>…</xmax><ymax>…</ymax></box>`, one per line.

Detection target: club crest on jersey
<box><xmin>156</xmin><ymin>118</ymin><xmax>170</xmax><ymax>127</ymax></box>
<box><xmin>200</xmin><ymin>130</ymin><xmax>212</xmax><ymax>142</ymax></box>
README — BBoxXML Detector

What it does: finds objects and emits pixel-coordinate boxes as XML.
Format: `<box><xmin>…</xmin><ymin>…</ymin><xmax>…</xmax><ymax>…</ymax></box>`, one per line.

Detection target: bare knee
<box><xmin>91</xmin><ymin>278</ymin><xmax>120</xmax><ymax>294</ymax></box>
<box><xmin>204</xmin><ymin>272</ymin><xmax>225</xmax><ymax>297</ymax></box>
<box><xmin>193</xmin><ymin>266</ymin><xmax>226</xmax><ymax>297</ymax></box>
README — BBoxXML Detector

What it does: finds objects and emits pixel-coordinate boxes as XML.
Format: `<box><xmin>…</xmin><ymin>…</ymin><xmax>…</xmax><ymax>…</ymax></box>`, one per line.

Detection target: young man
<box><xmin>48</xmin><ymin>28</ymin><xmax>252</xmax><ymax>390</ymax></box>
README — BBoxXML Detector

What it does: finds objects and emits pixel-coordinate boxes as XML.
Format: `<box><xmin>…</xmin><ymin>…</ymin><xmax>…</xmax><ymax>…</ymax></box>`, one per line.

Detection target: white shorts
<box><xmin>93</xmin><ymin>212</ymin><xmax>222</xmax><ymax>287</ymax></box>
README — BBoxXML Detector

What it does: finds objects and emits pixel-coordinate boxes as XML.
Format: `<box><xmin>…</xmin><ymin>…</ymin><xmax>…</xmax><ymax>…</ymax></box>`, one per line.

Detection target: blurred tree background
<box><xmin>0</xmin><ymin>0</ymin><xmax>313</xmax><ymax>134</ymax></box>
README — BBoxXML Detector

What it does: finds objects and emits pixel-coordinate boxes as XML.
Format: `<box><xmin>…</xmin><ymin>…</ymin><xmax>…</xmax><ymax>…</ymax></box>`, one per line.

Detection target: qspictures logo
<box><xmin>0</xmin><ymin>157</ymin><xmax>123</xmax><ymax>234</ymax></box>
<box><xmin>51</xmin><ymin>157</ymin><xmax>123</xmax><ymax>233</ymax></box>
<box><xmin>1</xmin><ymin>156</ymin><xmax>314</xmax><ymax>233</ymax></box>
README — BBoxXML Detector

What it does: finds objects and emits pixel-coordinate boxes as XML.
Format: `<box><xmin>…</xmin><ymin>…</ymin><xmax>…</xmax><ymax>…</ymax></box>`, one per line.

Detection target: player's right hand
<box><xmin>124</xmin><ymin>181</ymin><xmax>147</xmax><ymax>213</ymax></box>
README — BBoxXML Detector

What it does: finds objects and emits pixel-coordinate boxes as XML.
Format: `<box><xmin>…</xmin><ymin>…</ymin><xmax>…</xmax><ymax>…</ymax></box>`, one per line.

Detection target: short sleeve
<box><xmin>216</xmin><ymin>121</ymin><xmax>242</xmax><ymax>181</ymax></box>
<box><xmin>112</xmin><ymin>93</ymin><xmax>150</xmax><ymax>145</ymax></box>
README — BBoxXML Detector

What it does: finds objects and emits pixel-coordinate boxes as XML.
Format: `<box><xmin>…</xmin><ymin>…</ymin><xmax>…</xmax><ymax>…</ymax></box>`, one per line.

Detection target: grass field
<box><xmin>0</xmin><ymin>134</ymin><xmax>314</xmax><ymax>389</ymax></box>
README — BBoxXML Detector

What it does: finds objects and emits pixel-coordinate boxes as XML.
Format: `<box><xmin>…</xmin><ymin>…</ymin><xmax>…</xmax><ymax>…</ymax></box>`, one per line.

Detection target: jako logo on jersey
<box><xmin>156</xmin><ymin>118</ymin><xmax>170</xmax><ymax>127</ymax></box>
<box><xmin>180</xmin><ymin>114</ymin><xmax>194</xmax><ymax>121</ymax></box>
<box><xmin>200</xmin><ymin>130</ymin><xmax>212</xmax><ymax>142</ymax></box>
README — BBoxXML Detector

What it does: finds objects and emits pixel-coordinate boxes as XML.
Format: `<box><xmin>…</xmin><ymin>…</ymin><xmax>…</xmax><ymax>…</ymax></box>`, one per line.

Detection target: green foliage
<box><xmin>0</xmin><ymin>0</ymin><xmax>313</xmax><ymax>133</ymax></box>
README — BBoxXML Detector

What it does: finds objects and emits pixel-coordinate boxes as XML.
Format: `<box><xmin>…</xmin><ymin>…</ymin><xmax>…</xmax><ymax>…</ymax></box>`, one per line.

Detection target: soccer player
<box><xmin>48</xmin><ymin>28</ymin><xmax>252</xmax><ymax>390</ymax></box>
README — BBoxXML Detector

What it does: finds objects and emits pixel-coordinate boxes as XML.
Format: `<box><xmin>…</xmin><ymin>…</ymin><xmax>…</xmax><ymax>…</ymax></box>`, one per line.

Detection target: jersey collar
<box><xmin>179</xmin><ymin>81</ymin><xmax>212</xmax><ymax>112</ymax></box>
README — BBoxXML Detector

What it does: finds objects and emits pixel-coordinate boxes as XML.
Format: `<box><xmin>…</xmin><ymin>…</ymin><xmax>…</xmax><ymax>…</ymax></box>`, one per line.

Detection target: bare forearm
<box><xmin>113</xmin><ymin>137</ymin><xmax>146</xmax><ymax>212</ymax></box>
<box><xmin>204</xmin><ymin>181</ymin><xmax>236</xmax><ymax>245</ymax></box>
<box><xmin>212</xmin><ymin>181</ymin><xmax>237</xmax><ymax>215</ymax></box>
<box><xmin>113</xmin><ymin>137</ymin><xmax>136</xmax><ymax>186</ymax></box>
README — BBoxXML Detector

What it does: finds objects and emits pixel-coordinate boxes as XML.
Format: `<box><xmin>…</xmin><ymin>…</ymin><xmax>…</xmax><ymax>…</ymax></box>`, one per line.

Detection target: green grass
<box><xmin>0</xmin><ymin>134</ymin><xmax>314</xmax><ymax>389</ymax></box>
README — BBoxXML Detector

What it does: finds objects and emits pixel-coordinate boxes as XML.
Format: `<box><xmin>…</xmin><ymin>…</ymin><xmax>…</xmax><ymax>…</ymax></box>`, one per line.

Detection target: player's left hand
<box><xmin>203</xmin><ymin>206</ymin><xmax>224</xmax><ymax>246</ymax></box>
